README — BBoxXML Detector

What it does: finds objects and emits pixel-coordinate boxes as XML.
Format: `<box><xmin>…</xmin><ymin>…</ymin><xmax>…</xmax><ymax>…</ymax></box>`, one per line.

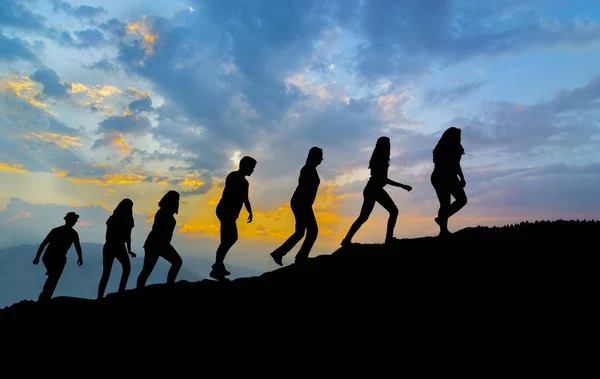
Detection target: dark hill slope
<box><xmin>1</xmin><ymin>220</ymin><xmax>596</xmax><ymax>355</ymax></box>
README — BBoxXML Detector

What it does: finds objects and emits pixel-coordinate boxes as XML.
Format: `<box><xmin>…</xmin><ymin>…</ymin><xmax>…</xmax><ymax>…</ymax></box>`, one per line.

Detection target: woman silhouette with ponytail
<box><xmin>97</xmin><ymin>198</ymin><xmax>136</xmax><ymax>299</ymax></box>
<box><xmin>341</xmin><ymin>136</ymin><xmax>412</xmax><ymax>246</ymax></box>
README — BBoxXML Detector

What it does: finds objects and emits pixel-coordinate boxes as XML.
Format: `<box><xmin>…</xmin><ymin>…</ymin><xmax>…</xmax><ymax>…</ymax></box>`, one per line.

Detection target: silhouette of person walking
<box><xmin>136</xmin><ymin>190</ymin><xmax>183</xmax><ymax>288</ymax></box>
<box><xmin>210</xmin><ymin>156</ymin><xmax>256</xmax><ymax>281</ymax></box>
<box><xmin>341</xmin><ymin>137</ymin><xmax>412</xmax><ymax>246</ymax></box>
<box><xmin>270</xmin><ymin>147</ymin><xmax>323</xmax><ymax>266</ymax></box>
<box><xmin>97</xmin><ymin>198</ymin><xmax>137</xmax><ymax>299</ymax></box>
<box><xmin>431</xmin><ymin>127</ymin><xmax>467</xmax><ymax>236</ymax></box>
<box><xmin>32</xmin><ymin>212</ymin><xmax>83</xmax><ymax>302</ymax></box>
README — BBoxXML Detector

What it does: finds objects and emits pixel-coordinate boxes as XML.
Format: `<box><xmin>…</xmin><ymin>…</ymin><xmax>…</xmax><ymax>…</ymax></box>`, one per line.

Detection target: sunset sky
<box><xmin>1</xmin><ymin>0</ymin><xmax>600</xmax><ymax>271</ymax></box>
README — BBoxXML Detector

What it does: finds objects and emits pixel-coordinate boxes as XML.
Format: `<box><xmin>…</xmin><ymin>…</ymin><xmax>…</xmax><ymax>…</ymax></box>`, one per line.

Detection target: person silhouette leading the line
<box><xmin>210</xmin><ymin>156</ymin><xmax>257</xmax><ymax>281</ymax></box>
<box><xmin>270</xmin><ymin>147</ymin><xmax>323</xmax><ymax>266</ymax></box>
<box><xmin>431</xmin><ymin>127</ymin><xmax>468</xmax><ymax>236</ymax></box>
<box><xmin>33</xmin><ymin>212</ymin><xmax>83</xmax><ymax>302</ymax></box>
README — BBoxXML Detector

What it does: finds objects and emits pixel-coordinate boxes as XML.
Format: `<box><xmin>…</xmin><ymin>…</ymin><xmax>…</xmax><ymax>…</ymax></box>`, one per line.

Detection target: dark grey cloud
<box><xmin>51</xmin><ymin>0</ymin><xmax>106</xmax><ymax>21</ymax></box>
<box><xmin>48</xmin><ymin>117</ymin><xmax>80</xmax><ymax>135</ymax></box>
<box><xmin>30</xmin><ymin>68</ymin><xmax>72</xmax><ymax>98</ymax></box>
<box><xmin>351</xmin><ymin>0</ymin><xmax>600</xmax><ymax>84</ymax></box>
<box><xmin>128</xmin><ymin>96</ymin><xmax>153</xmax><ymax>113</ymax></box>
<box><xmin>92</xmin><ymin>97</ymin><xmax>155</xmax><ymax>150</ymax></box>
<box><xmin>0</xmin><ymin>0</ymin><xmax>46</xmax><ymax>31</ymax></box>
<box><xmin>74</xmin><ymin>28</ymin><xmax>106</xmax><ymax>46</ymax></box>
<box><xmin>99</xmin><ymin>18</ymin><xmax>127</xmax><ymax>40</ymax></box>
<box><xmin>97</xmin><ymin>115</ymin><xmax>151</xmax><ymax>135</ymax></box>
<box><xmin>0</xmin><ymin>32</ymin><xmax>38</xmax><ymax>63</ymax></box>
<box><xmin>87</xmin><ymin>57</ymin><xmax>117</xmax><ymax>73</ymax></box>
<box><xmin>49</xmin><ymin>27</ymin><xmax>107</xmax><ymax>48</ymax></box>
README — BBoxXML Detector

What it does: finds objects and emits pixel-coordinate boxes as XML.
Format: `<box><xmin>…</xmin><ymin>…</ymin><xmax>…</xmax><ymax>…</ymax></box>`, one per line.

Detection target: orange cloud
<box><xmin>52</xmin><ymin>168</ymin><xmax>146</xmax><ymax>186</ymax></box>
<box><xmin>0</xmin><ymin>74</ymin><xmax>56</xmax><ymax>115</ymax></box>
<box><xmin>23</xmin><ymin>132</ymin><xmax>83</xmax><ymax>149</ymax></box>
<box><xmin>69</xmin><ymin>202</ymin><xmax>112</xmax><ymax>213</ymax></box>
<box><xmin>71</xmin><ymin>173</ymin><xmax>146</xmax><ymax>185</ymax></box>
<box><xmin>126</xmin><ymin>15</ymin><xmax>158</xmax><ymax>54</ymax></box>
<box><xmin>127</xmin><ymin>87</ymin><xmax>150</xmax><ymax>98</ymax></box>
<box><xmin>51</xmin><ymin>168</ymin><xmax>67</xmax><ymax>177</ymax></box>
<box><xmin>111</xmin><ymin>133</ymin><xmax>131</xmax><ymax>152</ymax></box>
<box><xmin>68</xmin><ymin>82</ymin><xmax>121</xmax><ymax>115</ymax></box>
<box><xmin>0</xmin><ymin>162</ymin><xmax>29</xmax><ymax>173</ymax></box>
<box><xmin>97</xmin><ymin>130</ymin><xmax>130</xmax><ymax>152</ymax></box>
<box><xmin>4</xmin><ymin>211</ymin><xmax>32</xmax><ymax>225</ymax></box>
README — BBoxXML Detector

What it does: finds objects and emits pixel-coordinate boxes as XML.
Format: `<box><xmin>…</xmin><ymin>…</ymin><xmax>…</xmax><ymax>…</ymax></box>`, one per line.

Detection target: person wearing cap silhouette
<box><xmin>33</xmin><ymin>211</ymin><xmax>83</xmax><ymax>302</ymax></box>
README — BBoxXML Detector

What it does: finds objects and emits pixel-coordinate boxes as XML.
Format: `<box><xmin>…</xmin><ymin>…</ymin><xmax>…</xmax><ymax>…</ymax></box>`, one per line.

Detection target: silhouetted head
<box><xmin>433</xmin><ymin>127</ymin><xmax>464</xmax><ymax>163</ymax></box>
<box><xmin>239</xmin><ymin>156</ymin><xmax>257</xmax><ymax>176</ymax></box>
<box><xmin>158</xmin><ymin>190</ymin><xmax>180</xmax><ymax>215</ymax></box>
<box><xmin>306</xmin><ymin>147</ymin><xmax>323</xmax><ymax>167</ymax></box>
<box><xmin>63</xmin><ymin>212</ymin><xmax>79</xmax><ymax>227</ymax></box>
<box><xmin>369</xmin><ymin>136</ymin><xmax>391</xmax><ymax>169</ymax></box>
<box><xmin>113</xmin><ymin>198</ymin><xmax>134</xmax><ymax>228</ymax></box>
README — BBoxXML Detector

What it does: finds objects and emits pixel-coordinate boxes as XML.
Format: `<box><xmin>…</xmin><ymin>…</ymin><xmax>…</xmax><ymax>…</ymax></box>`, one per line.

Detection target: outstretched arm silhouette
<box><xmin>386</xmin><ymin>178</ymin><xmax>412</xmax><ymax>191</ymax></box>
<box><xmin>245</xmin><ymin>195</ymin><xmax>253</xmax><ymax>223</ymax></box>
<box><xmin>74</xmin><ymin>233</ymin><xmax>83</xmax><ymax>266</ymax></box>
<box><xmin>33</xmin><ymin>231</ymin><xmax>53</xmax><ymax>264</ymax></box>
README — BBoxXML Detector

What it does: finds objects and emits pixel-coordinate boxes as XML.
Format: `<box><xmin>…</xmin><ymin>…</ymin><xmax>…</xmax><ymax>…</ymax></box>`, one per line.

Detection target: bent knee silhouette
<box><xmin>270</xmin><ymin>147</ymin><xmax>323</xmax><ymax>266</ymax></box>
<box><xmin>32</xmin><ymin>212</ymin><xmax>83</xmax><ymax>302</ymax></box>
<box><xmin>137</xmin><ymin>190</ymin><xmax>183</xmax><ymax>288</ymax></box>
<box><xmin>211</xmin><ymin>156</ymin><xmax>256</xmax><ymax>281</ymax></box>
<box><xmin>341</xmin><ymin>137</ymin><xmax>412</xmax><ymax>246</ymax></box>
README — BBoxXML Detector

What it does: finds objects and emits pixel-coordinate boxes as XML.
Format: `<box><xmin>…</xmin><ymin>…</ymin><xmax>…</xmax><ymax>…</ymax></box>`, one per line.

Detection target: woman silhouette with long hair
<box><xmin>341</xmin><ymin>136</ymin><xmax>412</xmax><ymax>246</ymax></box>
<box><xmin>270</xmin><ymin>146</ymin><xmax>323</xmax><ymax>266</ymax></box>
<box><xmin>97</xmin><ymin>198</ymin><xmax>136</xmax><ymax>299</ymax></box>
<box><xmin>137</xmin><ymin>190</ymin><xmax>183</xmax><ymax>288</ymax></box>
<box><xmin>431</xmin><ymin>127</ymin><xmax>467</xmax><ymax>236</ymax></box>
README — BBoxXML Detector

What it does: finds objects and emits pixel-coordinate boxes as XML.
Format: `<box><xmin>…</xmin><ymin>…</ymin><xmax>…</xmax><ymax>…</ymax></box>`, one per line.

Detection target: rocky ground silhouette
<box><xmin>1</xmin><ymin>220</ymin><xmax>595</xmax><ymax>363</ymax></box>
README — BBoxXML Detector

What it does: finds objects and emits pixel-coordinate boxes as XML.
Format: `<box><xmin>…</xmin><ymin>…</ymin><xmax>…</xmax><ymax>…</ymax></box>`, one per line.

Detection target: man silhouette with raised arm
<box><xmin>210</xmin><ymin>156</ymin><xmax>256</xmax><ymax>281</ymax></box>
<box><xmin>33</xmin><ymin>212</ymin><xmax>83</xmax><ymax>302</ymax></box>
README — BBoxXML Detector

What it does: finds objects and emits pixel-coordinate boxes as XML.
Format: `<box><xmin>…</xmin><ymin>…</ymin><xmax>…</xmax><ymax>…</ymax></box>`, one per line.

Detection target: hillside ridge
<box><xmin>1</xmin><ymin>219</ymin><xmax>596</xmax><ymax>347</ymax></box>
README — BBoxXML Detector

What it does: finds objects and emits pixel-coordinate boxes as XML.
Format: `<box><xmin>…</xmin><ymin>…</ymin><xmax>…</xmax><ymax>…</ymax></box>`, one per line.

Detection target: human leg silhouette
<box><xmin>161</xmin><ymin>244</ymin><xmax>182</xmax><ymax>284</ymax></box>
<box><xmin>295</xmin><ymin>207</ymin><xmax>318</xmax><ymax>262</ymax></box>
<box><xmin>448</xmin><ymin>186</ymin><xmax>467</xmax><ymax>218</ymax></box>
<box><xmin>114</xmin><ymin>248</ymin><xmax>131</xmax><ymax>292</ymax></box>
<box><xmin>433</xmin><ymin>184</ymin><xmax>451</xmax><ymax>235</ymax></box>
<box><xmin>374</xmin><ymin>188</ymin><xmax>399</xmax><ymax>243</ymax></box>
<box><xmin>433</xmin><ymin>181</ymin><xmax>466</xmax><ymax>235</ymax></box>
<box><xmin>211</xmin><ymin>215</ymin><xmax>237</xmax><ymax>280</ymax></box>
<box><xmin>97</xmin><ymin>245</ymin><xmax>115</xmax><ymax>299</ymax></box>
<box><xmin>137</xmin><ymin>248</ymin><xmax>159</xmax><ymax>288</ymax></box>
<box><xmin>341</xmin><ymin>184</ymin><xmax>377</xmax><ymax>246</ymax></box>
<box><xmin>270</xmin><ymin>202</ymin><xmax>308</xmax><ymax>266</ymax></box>
<box><xmin>38</xmin><ymin>258</ymin><xmax>65</xmax><ymax>302</ymax></box>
